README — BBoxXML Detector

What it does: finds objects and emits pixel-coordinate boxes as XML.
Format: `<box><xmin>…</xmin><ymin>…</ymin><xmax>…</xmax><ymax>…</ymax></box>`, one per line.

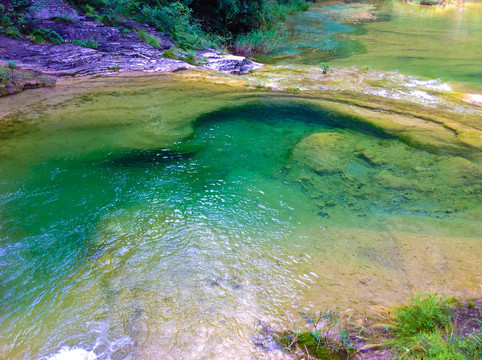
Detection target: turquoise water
<box><xmin>258</xmin><ymin>0</ymin><xmax>482</xmax><ymax>92</ymax></box>
<box><xmin>1</xmin><ymin>84</ymin><xmax>481</xmax><ymax>358</ymax></box>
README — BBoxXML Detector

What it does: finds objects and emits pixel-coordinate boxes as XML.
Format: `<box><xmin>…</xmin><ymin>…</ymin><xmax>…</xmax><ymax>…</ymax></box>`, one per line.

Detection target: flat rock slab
<box><xmin>0</xmin><ymin>29</ymin><xmax>261</xmax><ymax>77</ymax></box>
<box><xmin>0</xmin><ymin>36</ymin><xmax>193</xmax><ymax>76</ymax></box>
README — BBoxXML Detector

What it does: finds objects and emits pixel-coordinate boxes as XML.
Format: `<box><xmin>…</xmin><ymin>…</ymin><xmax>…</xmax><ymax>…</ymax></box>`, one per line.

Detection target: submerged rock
<box><xmin>291</xmin><ymin>132</ymin><xmax>362</xmax><ymax>174</ymax></box>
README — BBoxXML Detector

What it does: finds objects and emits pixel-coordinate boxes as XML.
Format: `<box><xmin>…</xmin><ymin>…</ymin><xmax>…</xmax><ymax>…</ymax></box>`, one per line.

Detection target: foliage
<box><xmin>233</xmin><ymin>26</ymin><xmax>288</xmax><ymax>56</ymax></box>
<box><xmin>0</xmin><ymin>66</ymin><xmax>12</xmax><ymax>85</ymax></box>
<box><xmin>319</xmin><ymin>63</ymin><xmax>333</xmax><ymax>74</ymax></box>
<box><xmin>11</xmin><ymin>0</ymin><xmax>31</xmax><ymax>8</ymax></box>
<box><xmin>275</xmin><ymin>294</ymin><xmax>481</xmax><ymax>359</ymax></box>
<box><xmin>136</xmin><ymin>30</ymin><xmax>160</xmax><ymax>48</ymax></box>
<box><xmin>71</xmin><ymin>39</ymin><xmax>100</xmax><ymax>49</ymax></box>
<box><xmin>6</xmin><ymin>61</ymin><xmax>17</xmax><ymax>69</ymax></box>
<box><xmin>161</xmin><ymin>47</ymin><xmax>200</xmax><ymax>65</ymax></box>
<box><xmin>2</xmin><ymin>0</ymin><xmax>311</xmax><ymax>52</ymax></box>
<box><xmin>29</xmin><ymin>28</ymin><xmax>64</xmax><ymax>44</ymax></box>
<box><xmin>392</xmin><ymin>293</ymin><xmax>452</xmax><ymax>337</ymax></box>
<box><xmin>65</xmin><ymin>0</ymin><xmax>310</xmax><ymax>51</ymax></box>
<box><xmin>386</xmin><ymin>293</ymin><xmax>481</xmax><ymax>359</ymax></box>
<box><xmin>275</xmin><ymin>309</ymin><xmax>355</xmax><ymax>359</ymax></box>
<box><xmin>0</xmin><ymin>13</ymin><xmax>22</xmax><ymax>38</ymax></box>
<box><xmin>138</xmin><ymin>3</ymin><xmax>215</xmax><ymax>50</ymax></box>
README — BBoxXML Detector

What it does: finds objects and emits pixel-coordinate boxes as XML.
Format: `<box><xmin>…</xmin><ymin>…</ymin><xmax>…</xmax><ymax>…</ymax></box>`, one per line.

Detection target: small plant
<box><xmin>392</xmin><ymin>293</ymin><xmax>452</xmax><ymax>337</ymax></box>
<box><xmin>107</xmin><ymin>65</ymin><xmax>120</xmax><ymax>72</ymax></box>
<box><xmin>6</xmin><ymin>61</ymin><xmax>17</xmax><ymax>84</ymax></box>
<box><xmin>161</xmin><ymin>48</ymin><xmax>178</xmax><ymax>59</ymax></box>
<box><xmin>275</xmin><ymin>309</ymin><xmax>355</xmax><ymax>359</ymax></box>
<box><xmin>319</xmin><ymin>63</ymin><xmax>333</xmax><ymax>74</ymax></box>
<box><xmin>383</xmin><ymin>293</ymin><xmax>482</xmax><ymax>359</ymax></box>
<box><xmin>136</xmin><ymin>30</ymin><xmax>160</xmax><ymax>49</ymax></box>
<box><xmin>0</xmin><ymin>66</ymin><xmax>12</xmax><ymax>85</ymax></box>
<box><xmin>161</xmin><ymin>47</ymin><xmax>200</xmax><ymax>65</ymax></box>
<box><xmin>30</xmin><ymin>28</ymin><xmax>64</xmax><ymax>44</ymax></box>
<box><xmin>72</xmin><ymin>39</ymin><xmax>99</xmax><ymax>49</ymax></box>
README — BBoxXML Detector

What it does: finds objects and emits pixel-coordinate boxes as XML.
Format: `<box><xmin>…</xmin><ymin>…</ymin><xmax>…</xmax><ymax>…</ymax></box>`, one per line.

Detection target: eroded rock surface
<box><xmin>0</xmin><ymin>0</ymin><xmax>262</xmax><ymax>77</ymax></box>
<box><xmin>199</xmin><ymin>51</ymin><xmax>263</xmax><ymax>75</ymax></box>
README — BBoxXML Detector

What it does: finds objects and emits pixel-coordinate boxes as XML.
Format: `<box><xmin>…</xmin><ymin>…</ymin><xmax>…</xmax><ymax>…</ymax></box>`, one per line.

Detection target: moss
<box><xmin>277</xmin><ymin>332</ymin><xmax>350</xmax><ymax>359</ymax></box>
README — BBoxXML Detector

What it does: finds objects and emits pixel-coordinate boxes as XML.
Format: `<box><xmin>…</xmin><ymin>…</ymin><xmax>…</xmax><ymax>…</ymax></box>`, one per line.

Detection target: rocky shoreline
<box><xmin>0</xmin><ymin>0</ymin><xmax>262</xmax><ymax>96</ymax></box>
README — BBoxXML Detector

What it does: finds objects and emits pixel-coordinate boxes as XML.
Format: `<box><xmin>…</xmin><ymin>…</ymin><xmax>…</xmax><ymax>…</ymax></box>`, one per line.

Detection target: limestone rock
<box><xmin>199</xmin><ymin>51</ymin><xmax>263</xmax><ymax>75</ymax></box>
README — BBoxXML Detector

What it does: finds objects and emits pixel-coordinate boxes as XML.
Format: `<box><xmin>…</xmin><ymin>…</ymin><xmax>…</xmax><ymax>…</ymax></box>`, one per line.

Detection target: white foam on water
<box><xmin>46</xmin><ymin>347</ymin><xmax>97</xmax><ymax>360</ymax></box>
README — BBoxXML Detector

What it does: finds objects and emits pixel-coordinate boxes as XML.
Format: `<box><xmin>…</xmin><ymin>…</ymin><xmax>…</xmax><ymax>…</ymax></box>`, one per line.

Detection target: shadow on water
<box><xmin>191</xmin><ymin>101</ymin><xmax>392</xmax><ymax>139</ymax></box>
<box><xmin>102</xmin><ymin>149</ymin><xmax>196</xmax><ymax>168</ymax></box>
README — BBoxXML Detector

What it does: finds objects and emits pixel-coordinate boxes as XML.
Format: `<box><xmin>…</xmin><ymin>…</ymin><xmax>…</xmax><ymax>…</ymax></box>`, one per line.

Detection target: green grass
<box><xmin>161</xmin><ymin>47</ymin><xmax>200</xmax><ymax>65</ymax></box>
<box><xmin>234</xmin><ymin>27</ymin><xmax>289</xmax><ymax>56</ymax></box>
<box><xmin>274</xmin><ymin>294</ymin><xmax>481</xmax><ymax>359</ymax></box>
<box><xmin>71</xmin><ymin>39</ymin><xmax>99</xmax><ymax>49</ymax></box>
<box><xmin>386</xmin><ymin>293</ymin><xmax>481</xmax><ymax>359</ymax></box>
<box><xmin>136</xmin><ymin>30</ymin><xmax>160</xmax><ymax>49</ymax></box>
<box><xmin>29</xmin><ymin>28</ymin><xmax>64</xmax><ymax>44</ymax></box>
<box><xmin>392</xmin><ymin>293</ymin><xmax>452</xmax><ymax>337</ymax></box>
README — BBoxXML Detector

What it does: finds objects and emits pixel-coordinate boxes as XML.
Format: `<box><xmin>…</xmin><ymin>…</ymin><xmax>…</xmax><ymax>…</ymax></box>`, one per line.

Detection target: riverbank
<box><xmin>270</xmin><ymin>293</ymin><xmax>481</xmax><ymax>359</ymax></box>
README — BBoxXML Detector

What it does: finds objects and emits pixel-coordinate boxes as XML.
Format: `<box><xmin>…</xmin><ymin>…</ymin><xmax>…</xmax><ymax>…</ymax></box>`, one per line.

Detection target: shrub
<box><xmin>136</xmin><ymin>30</ymin><xmax>160</xmax><ymax>49</ymax></box>
<box><xmin>234</xmin><ymin>26</ymin><xmax>288</xmax><ymax>56</ymax></box>
<box><xmin>72</xmin><ymin>39</ymin><xmax>99</xmax><ymax>49</ymax></box>
<box><xmin>30</xmin><ymin>28</ymin><xmax>64</xmax><ymax>44</ymax></box>
<box><xmin>0</xmin><ymin>66</ymin><xmax>12</xmax><ymax>85</ymax></box>
<box><xmin>139</xmin><ymin>3</ymin><xmax>214</xmax><ymax>50</ymax></box>
<box><xmin>11</xmin><ymin>0</ymin><xmax>31</xmax><ymax>9</ymax></box>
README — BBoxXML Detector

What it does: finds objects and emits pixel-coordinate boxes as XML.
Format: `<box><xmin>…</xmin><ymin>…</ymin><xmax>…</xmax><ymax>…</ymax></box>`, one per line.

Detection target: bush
<box><xmin>139</xmin><ymin>3</ymin><xmax>214</xmax><ymax>50</ymax></box>
<box><xmin>234</xmin><ymin>26</ymin><xmax>288</xmax><ymax>56</ymax></box>
<box><xmin>65</xmin><ymin>0</ymin><xmax>309</xmax><ymax>52</ymax></box>
<box><xmin>72</xmin><ymin>39</ymin><xmax>99</xmax><ymax>49</ymax></box>
<box><xmin>11</xmin><ymin>0</ymin><xmax>31</xmax><ymax>9</ymax></box>
<box><xmin>136</xmin><ymin>30</ymin><xmax>160</xmax><ymax>48</ymax></box>
<box><xmin>0</xmin><ymin>66</ymin><xmax>12</xmax><ymax>85</ymax></box>
<box><xmin>30</xmin><ymin>28</ymin><xmax>64</xmax><ymax>44</ymax></box>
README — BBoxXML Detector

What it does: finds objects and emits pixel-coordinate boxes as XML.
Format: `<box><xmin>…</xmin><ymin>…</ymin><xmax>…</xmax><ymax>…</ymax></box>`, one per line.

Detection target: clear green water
<box><xmin>0</xmin><ymin>81</ymin><xmax>480</xmax><ymax>359</ymax></box>
<box><xmin>258</xmin><ymin>0</ymin><xmax>482</xmax><ymax>92</ymax></box>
